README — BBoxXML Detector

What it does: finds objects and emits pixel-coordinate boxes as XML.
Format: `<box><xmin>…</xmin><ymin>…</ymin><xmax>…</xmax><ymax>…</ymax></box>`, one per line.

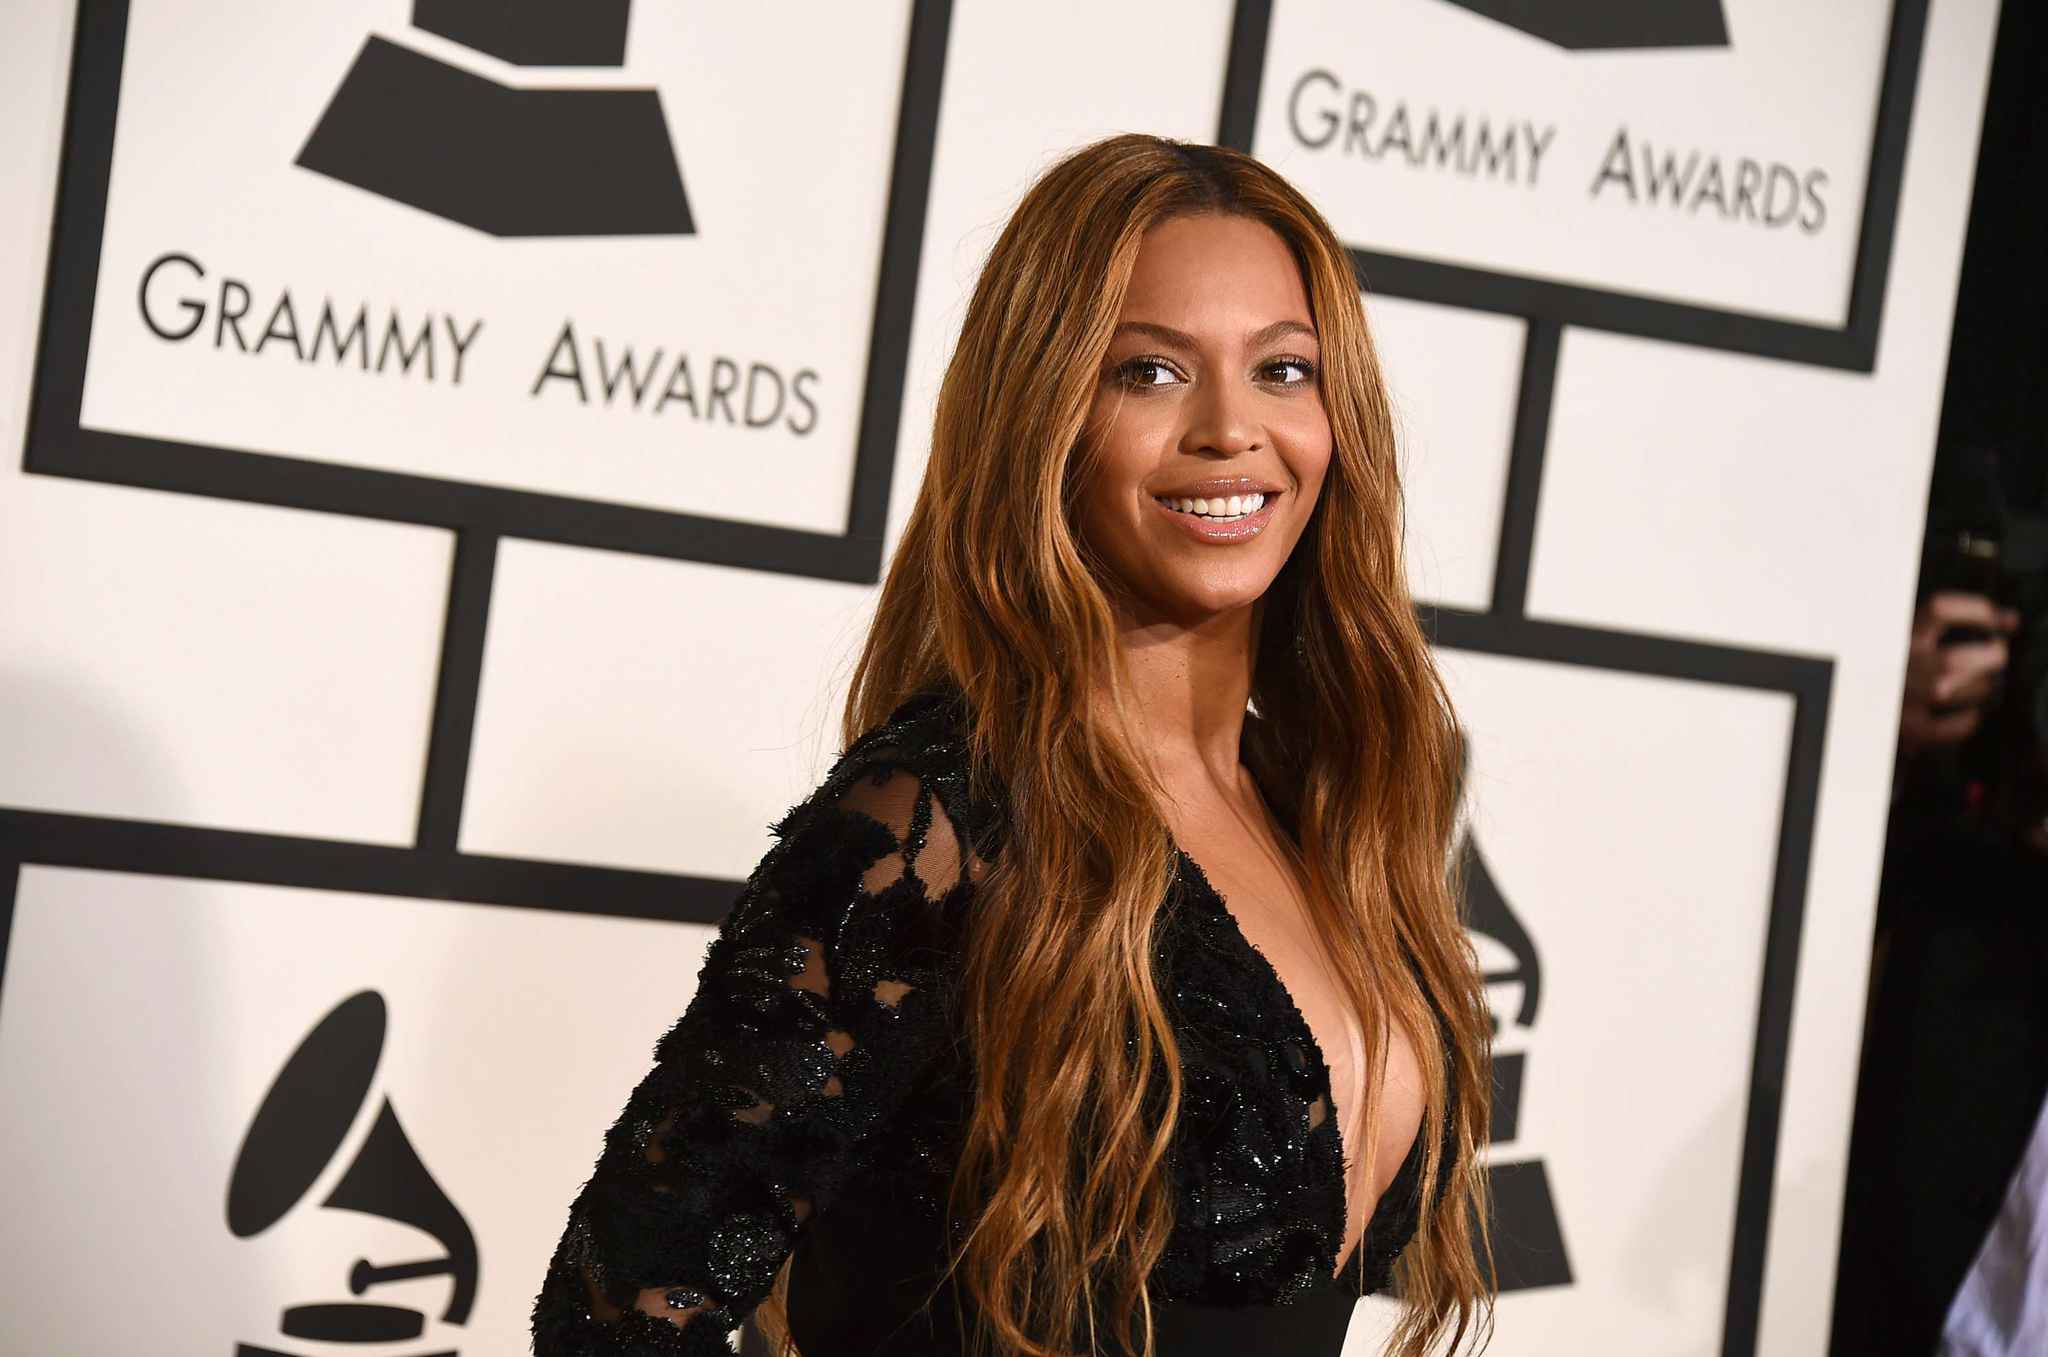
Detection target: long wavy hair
<box><xmin>757</xmin><ymin>133</ymin><xmax>1494</xmax><ymax>1357</ymax></box>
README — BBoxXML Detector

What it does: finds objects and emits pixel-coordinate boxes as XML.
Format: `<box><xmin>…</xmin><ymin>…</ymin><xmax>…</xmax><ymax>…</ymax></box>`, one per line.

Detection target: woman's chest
<box><xmin>896</xmin><ymin>852</ymin><xmax>1430</xmax><ymax>1304</ymax></box>
<box><xmin>1147</xmin><ymin>833</ymin><xmax>1428</xmax><ymax>1296</ymax></box>
<box><xmin>1145</xmin><ymin>873</ymin><xmax>1354</xmax><ymax>1304</ymax></box>
<box><xmin>1164</xmin><ymin>820</ymin><xmax>1425</xmax><ymax>1223</ymax></box>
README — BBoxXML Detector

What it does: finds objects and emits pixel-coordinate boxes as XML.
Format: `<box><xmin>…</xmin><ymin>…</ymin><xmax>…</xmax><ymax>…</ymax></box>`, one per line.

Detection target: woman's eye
<box><xmin>1264</xmin><ymin>357</ymin><xmax>1317</xmax><ymax>386</ymax></box>
<box><xmin>1117</xmin><ymin>358</ymin><xmax>1181</xmax><ymax>388</ymax></box>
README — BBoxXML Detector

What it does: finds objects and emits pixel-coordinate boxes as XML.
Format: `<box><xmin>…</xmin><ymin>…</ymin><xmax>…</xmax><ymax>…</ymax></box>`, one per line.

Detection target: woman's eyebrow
<box><xmin>1111</xmin><ymin>319</ymin><xmax>1318</xmax><ymax>349</ymax></box>
<box><xmin>1249</xmin><ymin>318</ymin><xmax>1317</xmax><ymax>347</ymax></box>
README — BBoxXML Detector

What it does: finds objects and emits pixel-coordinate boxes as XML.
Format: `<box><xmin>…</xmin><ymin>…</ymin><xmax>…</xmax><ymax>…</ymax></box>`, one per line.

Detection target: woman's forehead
<box><xmin>1120</xmin><ymin>215</ymin><xmax>1314</xmax><ymax>336</ymax></box>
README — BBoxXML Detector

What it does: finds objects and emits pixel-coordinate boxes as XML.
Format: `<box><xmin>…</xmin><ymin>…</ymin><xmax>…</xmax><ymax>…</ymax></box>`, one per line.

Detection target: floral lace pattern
<box><xmin>532</xmin><ymin>685</ymin><xmax>1455</xmax><ymax>1354</ymax></box>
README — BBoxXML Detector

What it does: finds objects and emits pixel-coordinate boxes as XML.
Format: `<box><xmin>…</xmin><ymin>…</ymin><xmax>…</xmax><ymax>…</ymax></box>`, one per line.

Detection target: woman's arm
<box><xmin>531</xmin><ymin>740</ymin><xmax>979</xmax><ymax>1354</ymax></box>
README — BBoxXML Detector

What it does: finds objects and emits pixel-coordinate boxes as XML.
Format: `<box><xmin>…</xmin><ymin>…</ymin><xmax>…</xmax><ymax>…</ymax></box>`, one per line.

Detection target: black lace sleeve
<box><xmin>531</xmin><ymin>733</ymin><xmax>982</xmax><ymax>1355</ymax></box>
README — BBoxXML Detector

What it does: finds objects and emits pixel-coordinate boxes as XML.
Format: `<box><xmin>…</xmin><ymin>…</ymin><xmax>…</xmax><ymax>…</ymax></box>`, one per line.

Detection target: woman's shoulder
<box><xmin>779</xmin><ymin>679</ymin><xmax>1008</xmax><ymax>879</ymax></box>
<box><xmin>852</xmin><ymin>681</ymin><xmax>974</xmax><ymax>764</ymax></box>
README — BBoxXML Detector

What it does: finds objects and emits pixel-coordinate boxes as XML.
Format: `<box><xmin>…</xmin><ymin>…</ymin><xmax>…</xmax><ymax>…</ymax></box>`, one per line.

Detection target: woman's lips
<box><xmin>1148</xmin><ymin>491</ymin><xmax>1279</xmax><ymax>542</ymax></box>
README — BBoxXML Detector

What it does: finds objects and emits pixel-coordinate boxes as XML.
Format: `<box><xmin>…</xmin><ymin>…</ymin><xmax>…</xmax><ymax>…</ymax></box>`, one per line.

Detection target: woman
<box><xmin>531</xmin><ymin>134</ymin><xmax>1495</xmax><ymax>1357</ymax></box>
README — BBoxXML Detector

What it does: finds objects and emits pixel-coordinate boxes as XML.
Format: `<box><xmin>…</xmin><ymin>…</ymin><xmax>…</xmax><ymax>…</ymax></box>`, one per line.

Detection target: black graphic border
<box><xmin>1425</xmin><ymin>607</ymin><xmax>1827</xmax><ymax>1357</ymax></box>
<box><xmin>1220</xmin><ymin>0</ymin><xmax>1929</xmax><ymax>372</ymax></box>
<box><xmin>0</xmin><ymin>7</ymin><xmax>1855</xmax><ymax>1353</ymax></box>
<box><xmin>23</xmin><ymin>0</ymin><xmax>953</xmax><ymax>585</ymax></box>
<box><xmin>0</xmin><ymin>605</ymin><xmax>1829</xmax><ymax>1357</ymax></box>
<box><xmin>1217</xmin><ymin>1</ymin><xmax>1916</xmax><ymax>1341</ymax></box>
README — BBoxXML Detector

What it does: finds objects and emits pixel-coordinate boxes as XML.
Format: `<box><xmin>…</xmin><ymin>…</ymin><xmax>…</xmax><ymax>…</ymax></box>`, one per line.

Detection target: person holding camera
<box><xmin>1831</xmin><ymin>446</ymin><xmax>2048</xmax><ymax>1356</ymax></box>
<box><xmin>1897</xmin><ymin>592</ymin><xmax>2021</xmax><ymax>761</ymax></box>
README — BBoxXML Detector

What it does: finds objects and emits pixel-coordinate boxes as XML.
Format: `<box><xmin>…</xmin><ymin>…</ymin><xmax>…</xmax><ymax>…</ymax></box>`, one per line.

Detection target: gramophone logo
<box><xmin>1438</xmin><ymin>0</ymin><xmax>1729</xmax><ymax>50</ymax></box>
<box><xmin>1456</xmin><ymin>738</ymin><xmax>1573</xmax><ymax>1292</ymax></box>
<box><xmin>1461</xmin><ymin>835</ymin><xmax>1574</xmax><ymax>1291</ymax></box>
<box><xmin>226</xmin><ymin>990</ymin><xmax>478</xmax><ymax>1355</ymax></box>
<box><xmin>295</xmin><ymin>0</ymin><xmax>693</xmax><ymax>236</ymax></box>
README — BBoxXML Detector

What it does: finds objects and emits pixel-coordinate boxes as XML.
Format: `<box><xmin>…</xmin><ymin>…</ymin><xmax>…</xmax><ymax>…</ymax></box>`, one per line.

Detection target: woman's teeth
<box><xmin>1153</xmin><ymin>492</ymin><xmax>1266</xmax><ymax>522</ymax></box>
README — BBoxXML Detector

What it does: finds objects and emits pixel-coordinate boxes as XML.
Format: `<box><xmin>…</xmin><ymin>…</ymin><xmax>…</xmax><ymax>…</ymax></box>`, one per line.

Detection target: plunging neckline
<box><xmin>1169</xmin><ymin>842</ymin><xmax>1424</xmax><ymax>1286</ymax></box>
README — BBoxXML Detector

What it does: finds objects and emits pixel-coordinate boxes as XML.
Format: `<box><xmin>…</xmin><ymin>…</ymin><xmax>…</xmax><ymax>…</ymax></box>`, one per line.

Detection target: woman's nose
<box><xmin>1181</xmin><ymin>377</ymin><xmax>1261</xmax><ymax>457</ymax></box>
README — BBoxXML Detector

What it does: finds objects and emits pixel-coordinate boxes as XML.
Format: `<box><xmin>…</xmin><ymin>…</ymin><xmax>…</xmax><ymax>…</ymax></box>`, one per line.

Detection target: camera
<box><xmin>1913</xmin><ymin>444</ymin><xmax>2048</xmax><ymax>854</ymax></box>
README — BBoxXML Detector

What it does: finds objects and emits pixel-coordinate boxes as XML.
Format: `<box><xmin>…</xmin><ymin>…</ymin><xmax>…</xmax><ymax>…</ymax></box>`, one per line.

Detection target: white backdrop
<box><xmin>0</xmin><ymin>2</ymin><xmax>2002</xmax><ymax>1354</ymax></box>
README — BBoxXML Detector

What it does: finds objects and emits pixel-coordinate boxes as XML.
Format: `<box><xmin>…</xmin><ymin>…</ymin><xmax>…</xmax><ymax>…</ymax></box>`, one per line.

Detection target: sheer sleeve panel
<box><xmin>532</xmin><ymin>740</ymin><xmax>986</xmax><ymax>1355</ymax></box>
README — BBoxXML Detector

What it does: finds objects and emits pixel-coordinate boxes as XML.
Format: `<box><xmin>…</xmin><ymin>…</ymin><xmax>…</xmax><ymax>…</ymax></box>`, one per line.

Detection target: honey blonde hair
<box><xmin>758</xmin><ymin>133</ymin><xmax>1494</xmax><ymax>1357</ymax></box>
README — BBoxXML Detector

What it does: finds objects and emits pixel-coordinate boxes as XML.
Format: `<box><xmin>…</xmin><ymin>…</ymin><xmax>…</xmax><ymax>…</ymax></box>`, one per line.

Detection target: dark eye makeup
<box><xmin>1114</xmin><ymin>356</ymin><xmax>1182</xmax><ymax>388</ymax></box>
<box><xmin>1109</xmin><ymin>354</ymin><xmax>1319</xmax><ymax>390</ymax></box>
<box><xmin>1262</xmin><ymin>356</ymin><xmax>1318</xmax><ymax>385</ymax></box>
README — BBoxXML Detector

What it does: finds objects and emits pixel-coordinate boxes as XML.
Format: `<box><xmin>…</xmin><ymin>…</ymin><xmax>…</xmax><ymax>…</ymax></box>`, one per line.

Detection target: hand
<box><xmin>1899</xmin><ymin>591</ymin><xmax>2020</xmax><ymax>756</ymax></box>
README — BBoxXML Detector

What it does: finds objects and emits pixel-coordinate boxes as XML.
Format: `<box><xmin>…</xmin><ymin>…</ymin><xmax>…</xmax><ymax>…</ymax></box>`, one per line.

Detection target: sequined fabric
<box><xmin>531</xmin><ymin>683</ymin><xmax>1458</xmax><ymax>1356</ymax></box>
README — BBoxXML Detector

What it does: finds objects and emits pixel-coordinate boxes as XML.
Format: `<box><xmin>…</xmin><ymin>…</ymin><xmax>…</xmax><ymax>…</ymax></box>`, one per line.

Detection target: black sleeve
<box><xmin>531</xmin><ymin>739</ymin><xmax>979</xmax><ymax>1355</ymax></box>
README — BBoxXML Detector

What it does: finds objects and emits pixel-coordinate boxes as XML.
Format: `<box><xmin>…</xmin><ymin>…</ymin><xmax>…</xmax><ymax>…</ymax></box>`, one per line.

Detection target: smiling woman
<box><xmin>1074</xmin><ymin>214</ymin><xmax>1330</xmax><ymax>593</ymax></box>
<box><xmin>533</xmin><ymin>134</ymin><xmax>1495</xmax><ymax>1357</ymax></box>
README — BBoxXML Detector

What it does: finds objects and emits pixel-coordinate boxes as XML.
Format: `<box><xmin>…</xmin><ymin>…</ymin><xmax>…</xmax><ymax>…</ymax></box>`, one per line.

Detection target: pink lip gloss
<box><xmin>1150</xmin><ymin>492</ymin><xmax>1278</xmax><ymax>542</ymax></box>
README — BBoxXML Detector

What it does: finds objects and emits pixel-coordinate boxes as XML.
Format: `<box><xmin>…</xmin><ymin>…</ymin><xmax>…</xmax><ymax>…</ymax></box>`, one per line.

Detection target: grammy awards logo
<box><xmin>226</xmin><ymin>990</ymin><xmax>479</xmax><ymax>1356</ymax></box>
<box><xmin>1438</xmin><ymin>0</ymin><xmax>1729</xmax><ymax>51</ymax></box>
<box><xmin>1456</xmin><ymin>737</ymin><xmax>1573</xmax><ymax>1291</ymax></box>
<box><xmin>296</xmin><ymin>0</ymin><xmax>693</xmax><ymax>236</ymax></box>
<box><xmin>1461</xmin><ymin>836</ymin><xmax>1575</xmax><ymax>1290</ymax></box>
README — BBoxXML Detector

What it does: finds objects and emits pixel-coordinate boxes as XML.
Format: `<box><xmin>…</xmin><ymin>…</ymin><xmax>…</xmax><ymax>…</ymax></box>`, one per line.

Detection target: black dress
<box><xmin>532</xmin><ymin>683</ymin><xmax>1459</xmax><ymax>1356</ymax></box>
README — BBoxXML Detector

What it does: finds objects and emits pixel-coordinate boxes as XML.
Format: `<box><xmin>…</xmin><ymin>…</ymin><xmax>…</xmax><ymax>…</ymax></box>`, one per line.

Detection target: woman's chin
<box><xmin>1140</xmin><ymin>578</ymin><xmax>1276</xmax><ymax>626</ymax></box>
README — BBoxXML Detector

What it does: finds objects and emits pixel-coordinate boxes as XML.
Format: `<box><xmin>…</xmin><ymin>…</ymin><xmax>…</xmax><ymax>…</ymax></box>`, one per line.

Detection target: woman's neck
<box><xmin>1099</xmin><ymin>596</ymin><xmax>1262</xmax><ymax>794</ymax></box>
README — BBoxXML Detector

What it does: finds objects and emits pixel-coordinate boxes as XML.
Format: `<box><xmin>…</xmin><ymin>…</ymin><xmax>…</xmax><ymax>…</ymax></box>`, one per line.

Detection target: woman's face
<box><xmin>1074</xmin><ymin>211</ymin><xmax>1333</xmax><ymax>629</ymax></box>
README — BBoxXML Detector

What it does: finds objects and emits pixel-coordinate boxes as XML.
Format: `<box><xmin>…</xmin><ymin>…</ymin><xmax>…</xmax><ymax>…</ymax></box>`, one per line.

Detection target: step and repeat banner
<box><xmin>32</xmin><ymin>0</ymin><xmax>939</xmax><ymax>574</ymax></box>
<box><xmin>0</xmin><ymin>2</ymin><xmax>2001</xmax><ymax>1355</ymax></box>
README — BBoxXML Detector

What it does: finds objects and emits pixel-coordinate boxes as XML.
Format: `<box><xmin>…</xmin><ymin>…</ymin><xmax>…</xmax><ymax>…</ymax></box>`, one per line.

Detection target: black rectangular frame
<box><xmin>1220</xmin><ymin>0</ymin><xmax>1929</xmax><ymax>372</ymax></box>
<box><xmin>0</xmin><ymin>9</ymin><xmax>1915</xmax><ymax>1354</ymax></box>
<box><xmin>1212</xmin><ymin>2</ymin><xmax>1921</xmax><ymax>1349</ymax></box>
<box><xmin>23</xmin><ymin>0</ymin><xmax>953</xmax><ymax>584</ymax></box>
